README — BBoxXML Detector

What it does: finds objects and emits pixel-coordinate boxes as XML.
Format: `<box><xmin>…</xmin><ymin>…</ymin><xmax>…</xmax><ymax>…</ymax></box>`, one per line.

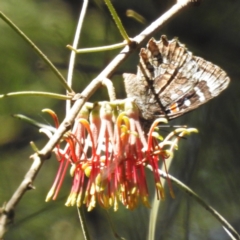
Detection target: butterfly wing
<box><xmin>123</xmin><ymin>36</ymin><xmax>230</xmax><ymax>121</ymax></box>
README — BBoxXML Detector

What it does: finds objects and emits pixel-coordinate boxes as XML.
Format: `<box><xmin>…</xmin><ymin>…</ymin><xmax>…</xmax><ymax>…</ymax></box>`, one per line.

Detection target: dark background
<box><xmin>0</xmin><ymin>0</ymin><xmax>239</xmax><ymax>239</ymax></box>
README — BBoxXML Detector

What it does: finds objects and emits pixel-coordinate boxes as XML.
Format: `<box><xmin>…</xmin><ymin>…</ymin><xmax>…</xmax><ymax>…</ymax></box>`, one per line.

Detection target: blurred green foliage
<box><xmin>0</xmin><ymin>0</ymin><xmax>240</xmax><ymax>239</ymax></box>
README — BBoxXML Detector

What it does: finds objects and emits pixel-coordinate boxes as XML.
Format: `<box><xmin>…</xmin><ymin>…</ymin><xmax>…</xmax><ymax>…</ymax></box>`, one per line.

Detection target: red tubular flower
<box><xmin>44</xmin><ymin>101</ymin><xmax>197</xmax><ymax>210</ymax></box>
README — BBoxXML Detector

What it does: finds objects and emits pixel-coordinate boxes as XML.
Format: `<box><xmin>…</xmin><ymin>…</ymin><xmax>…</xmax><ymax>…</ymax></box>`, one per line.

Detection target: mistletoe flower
<box><xmin>44</xmin><ymin>100</ymin><xmax>197</xmax><ymax>211</ymax></box>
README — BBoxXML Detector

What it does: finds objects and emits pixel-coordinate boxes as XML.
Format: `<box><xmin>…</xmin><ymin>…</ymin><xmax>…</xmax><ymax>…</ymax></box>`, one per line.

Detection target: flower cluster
<box><xmin>43</xmin><ymin>100</ymin><xmax>196</xmax><ymax>211</ymax></box>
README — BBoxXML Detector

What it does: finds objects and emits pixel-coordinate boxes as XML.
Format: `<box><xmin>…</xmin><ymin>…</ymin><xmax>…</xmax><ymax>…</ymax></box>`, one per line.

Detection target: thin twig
<box><xmin>126</xmin><ymin>10</ymin><xmax>146</xmax><ymax>24</ymax></box>
<box><xmin>104</xmin><ymin>210</ymin><xmax>125</xmax><ymax>240</ymax></box>
<box><xmin>0</xmin><ymin>12</ymin><xmax>73</xmax><ymax>93</ymax></box>
<box><xmin>13</xmin><ymin>114</ymin><xmax>56</xmax><ymax>132</ymax></box>
<box><xmin>67</xmin><ymin>41</ymin><xmax>127</xmax><ymax>53</ymax></box>
<box><xmin>146</xmin><ymin>165</ymin><xmax>240</xmax><ymax>240</ymax></box>
<box><xmin>0</xmin><ymin>0</ymin><xmax>195</xmax><ymax>237</ymax></box>
<box><xmin>77</xmin><ymin>207</ymin><xmax>92</xmax><ymax>240</ymax></box>
<box><xmin>104</xmin><ymin>0</ymin><xmax>130</xmax><ymax>42</ymax></box>
<box><xmin>66</xmin><ymin>0</ymin><xmax>89</xmax><ymax>113</ymax></box>
<box><xmin>147</xmin><ymin>158</ymin><xmax>173</xmax><ymax>240</ymax></box>
<box><xmin>0</xmin><ymin>91</ymin><xmax>71</xmax><ymax>100</ymax></box>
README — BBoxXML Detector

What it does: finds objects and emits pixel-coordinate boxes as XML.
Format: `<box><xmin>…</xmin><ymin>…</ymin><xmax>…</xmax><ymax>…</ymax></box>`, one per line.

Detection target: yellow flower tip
<box><xmin>156</xmin><ymin>182</ymin><xmax>165</xmax><ymax>199</ymax></box>
<box><xmin>174</xmin><ymin>127</ymin><xmax>198</xmax><ymax>136</ymax></box>
<box><xmin>148</xmin><ymin>118</ymin><xmax>168</xmax><ymax>135</ymax></box>
<box><xmin>131</xmin><ymin>186</ymin><xmax>137</xmax><ymax>195</ymax></box>
<box><xmin>45</xmin><ymin>187</ymin><xmax>55</xmax><ymax>202</ymax></box>
<box><xmin>120</xmin><ymin>125</ymin><xmax>128</xmax><ymax>133</ymax></box>
<box><xmin>173</xmin><ymin>145</ymin><xmax>178</xmax><ymax>151</ymax></box>
<box><xmin>70</xmin><ymin>164</ymin><xmax>76</xmax><ymax>177</ymax></box>
<box><xmin>120</xmin><ymin>183</ymin><xmax>126</xmax><ymax>192</ymax></box>
<box><xmin>153</xmin><ymin>117</ymin><xmax>168</xmax><ymax>125</ymax></box>
<box><xmin>87</xmin><ymin>204</ymin><xmax>94</xmax><ymax>212</ymax></box>
<box><xmin>88</xmin><ymin>195</ymin><xmax>96</xmax><ymax>211</ymax></box>
<box><xmin>90</xmin><ymin>184</ymin><xmax>96</xmax><ymax>195</ymax></box>
<box><xmin>114</xmin><ymin>198</ymin><xmax>118</xmax><ymax>212</ymax></box>
<box><xmin>151</xmin><ymin>131</ymin><xmax>164</xmax><ymax>141</ymax></box>
<box><xmin>65</xmin><ymin>201</ymin><xmax>71</xmax><ymax>207</ymax></box>
<box><xmin>41</xmin><ymin>108</ymin><xmax>55</xmax><ymax>114</ymax></box>
<box><xmin>95</xmin><ymin>177</ymin><xmax>107</xmax><ymax>192</ymax></box>
<box><xmin>84</xmin><ymin>165</ymin><xmax>92</xmax><ymax>178</ymax></box>
<box><xmin>121</xmin><ymin>115</ymin><xmax>130</xmax><ymax>126</ymax></box>
<box><xmin>142</xmin><ymin>196</ymin><xmax>151</xmax><ymax>208</ymax></box>
<box><xmin>65</xmin><ymin>192</ymin><xmax>77</xmax><ymax>207</ymax></box>
<box><xmin>78</xmin><ymin>118</ymin><xmax>91</xmax><ymax>129</ymax></box>
<box><xmin>65</xmin><ymin>195</ymin><xmax>72</xmax><ymax>207</ymax></box>
<box><xmin>187</xmin><ymin>128</ymin><xmax>199</xmax><ymax>134</ymax></box>
<box><xmin>108</xmin><ymin>196</ymin><xmax>113</xmax><ymax>206</ymax></box>
<box><xmin>81</xmin><ymin>162</ymin><xmax>89</xmax><ymax>170</ymax></box>
<box><xmin>76</xmin><ymin>193</ymin><xmax>83</xmax><ymax>208</ymax></box>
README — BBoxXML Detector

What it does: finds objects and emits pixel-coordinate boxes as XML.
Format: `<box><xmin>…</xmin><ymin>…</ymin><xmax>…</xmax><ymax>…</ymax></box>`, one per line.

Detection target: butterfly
<box><xmin>123</xmin><ymin>35</ymin><xmax>230</xmax><ymax>122</ymax></box>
